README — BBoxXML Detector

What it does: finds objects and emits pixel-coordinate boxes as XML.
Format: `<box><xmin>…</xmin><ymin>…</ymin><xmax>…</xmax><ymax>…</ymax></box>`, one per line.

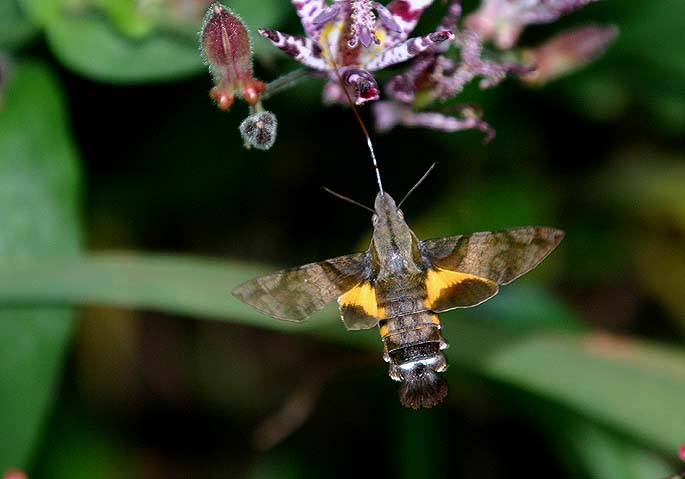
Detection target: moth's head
<box><xmin>372</xmin><ymin>192</ymin><xmax>401</xmax><ymax>224</ymax></box>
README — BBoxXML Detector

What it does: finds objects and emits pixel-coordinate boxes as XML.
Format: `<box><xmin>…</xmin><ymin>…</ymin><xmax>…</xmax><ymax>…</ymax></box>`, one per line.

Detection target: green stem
<box><xmin>260</xmin><ymin>68</ymin><xmax>312</xmax><ymax>102</ymax></box>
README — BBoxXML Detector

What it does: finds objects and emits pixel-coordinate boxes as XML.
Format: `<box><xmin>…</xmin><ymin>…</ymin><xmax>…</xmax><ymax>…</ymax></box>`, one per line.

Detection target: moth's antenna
<box><xmin>321</xmin><ymin>187</ymin><xmax>375</xmax><ymax>213</ymax></box>
<box><xmin>329</xmin><ymin>46</ymin><xmax>384</xmax><ymax>196</ymax></box>
<box><xmin>398</xmin><ymin>162</ymin><xmax>437</xmax><ymax>208</ymax></box>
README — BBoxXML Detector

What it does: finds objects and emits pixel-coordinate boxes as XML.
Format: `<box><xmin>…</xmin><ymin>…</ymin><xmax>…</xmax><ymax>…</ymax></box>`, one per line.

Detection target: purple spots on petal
<box><xmin>259</xmin><ymin>28</ymin><xmax>279</xmax><ymax>42</ymax></box>
<box><xmin>429</xmin><ymin>31</ymin><xmax>453</xmax><ymax>43</ymax></box>
<box><xmin>283</xmin><ymin>43</ymin><xmax>302</xmax><ymax>58</ymax></box>
<box><xmin>389</xmin><ymin>0</ymin><xmax>419</xmax><ymax>22</ymax></box>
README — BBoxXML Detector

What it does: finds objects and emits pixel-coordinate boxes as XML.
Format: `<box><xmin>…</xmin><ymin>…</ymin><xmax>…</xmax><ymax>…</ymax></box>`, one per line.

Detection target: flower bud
<box><xmin>239</xmin><ymin>111</ymin><xmax>277</xmax><ymax>150</ymax></box>
<box><xmin>466</xmin><ymin>0</ymin><xmax>598</xmax><ymax>50</ymax></box>
<box><xmin>521</xmin><ymin>25</ymin><xmax>617</xmax><ymax>85</ymax></box>
<box><xmin>3</xmin><ymin>470</ymin><xmax>28</xmax><ymax>479</ymax></box>
<box><xmin>200</xmin><ymin>3</ymin><xmax>264</xmax><ymax>110</ymax></box>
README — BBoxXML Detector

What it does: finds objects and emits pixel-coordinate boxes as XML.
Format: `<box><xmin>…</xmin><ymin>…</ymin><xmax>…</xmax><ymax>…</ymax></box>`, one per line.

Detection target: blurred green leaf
<box><xmin>561</xmin><ymin>420</ymin><xmax>674</xmax><ymax>479</ymax></box>
<box><xmin>0</xmin><ymin>254</ymin><xmax>684</xmax><ymax>453</ymax></box>
<box><xmin>619</xmin><ymin>0</ymin><xmax>685</xmax><ymax>77</ymax></box>
<box><xmin>34</xmin><ymin>409</ymin><xmax>134</xmax><ymax>479</ymax></box>
<box><xmin>593</xmin><ymin>152</ymin><xmax>685</xmax><ymax>322</ymax></box>
<box><xmin>637</xmin><ymin>238</ymin><xmax>685</xmax><ymax>324</ymax></box>
<box><xmin>18</xmin><ymin>0</ymin><xmax>288</xmax><ymax>82</ymax></box>
<box><xmin>599</xmin><ymin>154</ymin><xmax>685</xmax><ymax>232</ymax></box>
<box><xmin>94</xmin><ymin>0</ymin><xmax>155</xmax><ymax>38</ymax></box>
<box><xmin>44</xmin><ymin>14</ymin><xmax>204</xmax><ymax>83</ymax></box>
<box><xmin>0</xmin><ymin>62</ymin><xmax>81</xmax><ymax>469</ymax></box>
<box><xmin>0</xmin><ymin>0</ymin><xmax>37</xmax><ymax>49</ymax></box>
<box><xmin>557</xmin><ymin>0</ymin><xmax>685</xmax><ymax>132</ymax></box>
<box><xmin>418</xmin><ymin>177</ymin><xmax>559</xmax><ymax>239</ymax></box>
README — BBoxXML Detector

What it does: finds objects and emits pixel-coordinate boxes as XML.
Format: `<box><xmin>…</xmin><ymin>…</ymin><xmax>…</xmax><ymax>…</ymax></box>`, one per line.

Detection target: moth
<box><xmin>233</xmin><ymin>189</ymin><xmax>564</xmax><ymax>409</ymax></box>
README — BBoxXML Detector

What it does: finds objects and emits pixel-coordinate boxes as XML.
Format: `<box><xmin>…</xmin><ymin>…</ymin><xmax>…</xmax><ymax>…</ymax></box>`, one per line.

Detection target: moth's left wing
<box><xmin>232</xmin><ymin>251</ymin><xmax>370</xmax><ymax>322</ymax></box>
<box><xmin>420</xmin><ymin>226</ymin><xmax>564</xmax><ymax>312</ymax></box>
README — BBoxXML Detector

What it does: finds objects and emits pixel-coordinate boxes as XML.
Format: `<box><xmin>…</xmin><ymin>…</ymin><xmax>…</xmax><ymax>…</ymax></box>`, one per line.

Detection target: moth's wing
<box><xmin>337</xmin><ymin>281</ymin><xmax>380</xmax><ymax>331</ymax></box>
<box><xmin>420</xmin><ymin>227</ymin><xmax>564</xmax><ymax>312</ymax></box>
<box><xmin>232</xmin><ymin>251</ymin><xmax>370</xmax><ymax>322</ymax></box>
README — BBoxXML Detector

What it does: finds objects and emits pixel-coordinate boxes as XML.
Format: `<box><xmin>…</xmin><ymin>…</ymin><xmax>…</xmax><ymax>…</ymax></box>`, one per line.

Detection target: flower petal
<box><xmin>383</xmin><ymin>0</ymin><xmax>436</xmax><ymax>47</ymax></box>
<box><xmin>366</xmin><ymin>31</ymin><xmax>453</xmax><ymax>71</ymax></box>
<box><xmin>291</xmin><ymin>0</ymin><xmax>329</xmax><ymax>38</ymax></box>
<box><xmin>374</xmin><ymin>2</ymin><xmax>402</xmax><ymax>33</ymax></box>
<box><xmin>259</xmin><ymin>29</ymin><xmax>330</xmax><ymax>71</ymax></box>
<box><xmin>312</xmin><ymin>3</ymin><xmax>342</xmax><ymax>25</ymax></box>
<box><xmin>373</xmin><ymin>101</ymin><xmax>494</xmax><ymax>142</ymax></box>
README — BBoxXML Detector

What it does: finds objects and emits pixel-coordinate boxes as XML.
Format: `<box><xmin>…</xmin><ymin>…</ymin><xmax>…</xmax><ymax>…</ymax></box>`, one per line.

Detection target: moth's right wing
<box><xmin>232</xmin><ymin>251</ymin><xmax>370</xmax><ymax>322</ymax></box>
<box><xmin>420</xmin><ymin>226</ymin><xmax>564</xmax><ymax>313</ymax></box>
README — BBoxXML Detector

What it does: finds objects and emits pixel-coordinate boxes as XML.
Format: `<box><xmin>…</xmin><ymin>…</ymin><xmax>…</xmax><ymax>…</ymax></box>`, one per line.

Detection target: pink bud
<box><xmin>3</xmin><ymin>470</ymin><xmax>28</xmax><ymax>479</ymax></box>
<box><xmin>200</xmin><ymin>3</ymin><xmax>264</xmax><ymax>110</ymax></box>
<box><xmin>521</xmin><ymin>25</ymin><xmax>618</xmax><ymax>85</ymax></box>
<box><xmin>679</xmin><ymin>444</ymin><xmax>685</xmax><ymax>463</ymax></box>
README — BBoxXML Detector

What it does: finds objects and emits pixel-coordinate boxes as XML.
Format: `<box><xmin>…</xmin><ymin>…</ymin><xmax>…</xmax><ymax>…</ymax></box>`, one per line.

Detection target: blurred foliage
<box><xmin>0</xmin><ymin>63</ymin><xmax>81</xmax><ymax>470</ymax></box>
<box><xmin>0</xmin><ymin>0</ymin><xmax>684</xmax><ymax>477</ymax></box>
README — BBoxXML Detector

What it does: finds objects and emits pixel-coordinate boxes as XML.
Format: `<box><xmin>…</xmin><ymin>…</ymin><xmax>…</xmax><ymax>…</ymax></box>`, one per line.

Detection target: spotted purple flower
<box><xmin>202</xmin><ymin>0</ymin><xmax>614</xmax><ymax>149</ymax></box>
<box><xmin>374</xmin><ymin>0</ymin><xmax>613</xmax><ymax>140</ymax></box>
<box><xmin>259</xmin><ymin>0</ymin><xmax>454</xmax><ymax>105</ymax></box>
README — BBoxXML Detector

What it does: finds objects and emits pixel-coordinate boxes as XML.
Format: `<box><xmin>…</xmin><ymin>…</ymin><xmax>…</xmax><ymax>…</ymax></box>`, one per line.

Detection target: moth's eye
<box><xmin>398</xmin><ymin>210</ymin><xmax>404</xmax><ymax>219</ymax></box>
<box><xmin>372</xmin><ymin>214</ymin><xmax>378</xmax><ymax>225</ymax></box>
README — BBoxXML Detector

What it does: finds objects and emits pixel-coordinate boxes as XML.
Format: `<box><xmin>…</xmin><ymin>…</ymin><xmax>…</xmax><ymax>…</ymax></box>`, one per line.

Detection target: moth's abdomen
<box><xmin>378</xmin><ymin>310</ymin><xmax>449</xmax><ymax>409</ymax></box>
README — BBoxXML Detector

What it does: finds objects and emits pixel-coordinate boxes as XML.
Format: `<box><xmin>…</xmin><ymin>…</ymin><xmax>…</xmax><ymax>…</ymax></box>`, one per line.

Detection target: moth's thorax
<box><xmin>371</xmin><ymin>193</ymin><xmax>423</xmax><ymax>278</ymax></box>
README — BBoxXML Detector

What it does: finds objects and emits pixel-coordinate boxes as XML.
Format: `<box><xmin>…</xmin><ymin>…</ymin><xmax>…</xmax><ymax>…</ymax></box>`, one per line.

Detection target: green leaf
<box><xmin>0</xmin><ymin>254</ymin><xmax>684</xmax><ymax>453</ymax></box>
<box><xmin>0</xmin><ymin>0</ymin><xmax>37</xmax><ymax>50</ymax></box>
<box><xmin>530</xmin><ymin>401</ymin><xmax>676</xmax><ymax>478</ymax></box>
<box><xmin>594</xmin><ymin>153</ymin><xmax>685</xmax><ymax>322</ymax></box>
<box><xmin>556</xmin><ymin>0</ymin><xmax>685</xmax><ymax>131</ymax></box>
<box><xmin>562</xmin><ymin>421</ymin><xmax>674</xmax><ymax>479</ymax></box>
<box><xmin>18</xmin><ymin>0</ymin><xmax>289</xmax><ymax>82</ymax></box>
<box><xmin>44</xmin><ymin>15</ymin><xmax>204</xmax><ymax>83</ymax></box>
<box><xmin>0</xmin><ymin>62</ymin><xmax>81</xmax><ymax>469</ymax></box>
<box><xmin>599</xmin><ymin>156</ymin><xmax>685</xmax><ymax>232</ymax></box>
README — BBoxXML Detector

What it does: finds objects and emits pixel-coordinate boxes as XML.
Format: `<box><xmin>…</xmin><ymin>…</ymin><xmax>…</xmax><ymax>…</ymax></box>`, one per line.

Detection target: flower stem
<box><xmin>260</xmin><ymin>68</ymin><xmax>312</xmax><ymax>102</ymax></box>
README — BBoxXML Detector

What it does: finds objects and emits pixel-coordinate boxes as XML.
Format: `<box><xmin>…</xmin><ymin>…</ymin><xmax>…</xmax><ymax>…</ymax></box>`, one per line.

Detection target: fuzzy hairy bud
<box><xmin>200</xmin><ymin>3</ymin><xmax>264</xmax><ymax>110</ymax></box>
<box><xmin>239</xmin><ymin>111</ymin><xmax>277</xmax><ymax>151</ymax></box>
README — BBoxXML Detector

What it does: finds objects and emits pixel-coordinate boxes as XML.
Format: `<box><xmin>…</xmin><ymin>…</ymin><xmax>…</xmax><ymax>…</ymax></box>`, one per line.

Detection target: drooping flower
<box><xmin>258</xmin><ymin>0</ymin><xmax>454</xmax><ymax>105</ymax></box>
<box><xmin>200</xmin><ymin>3</ymin><xmax>265</xmax><ymax>110</ymax></box>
